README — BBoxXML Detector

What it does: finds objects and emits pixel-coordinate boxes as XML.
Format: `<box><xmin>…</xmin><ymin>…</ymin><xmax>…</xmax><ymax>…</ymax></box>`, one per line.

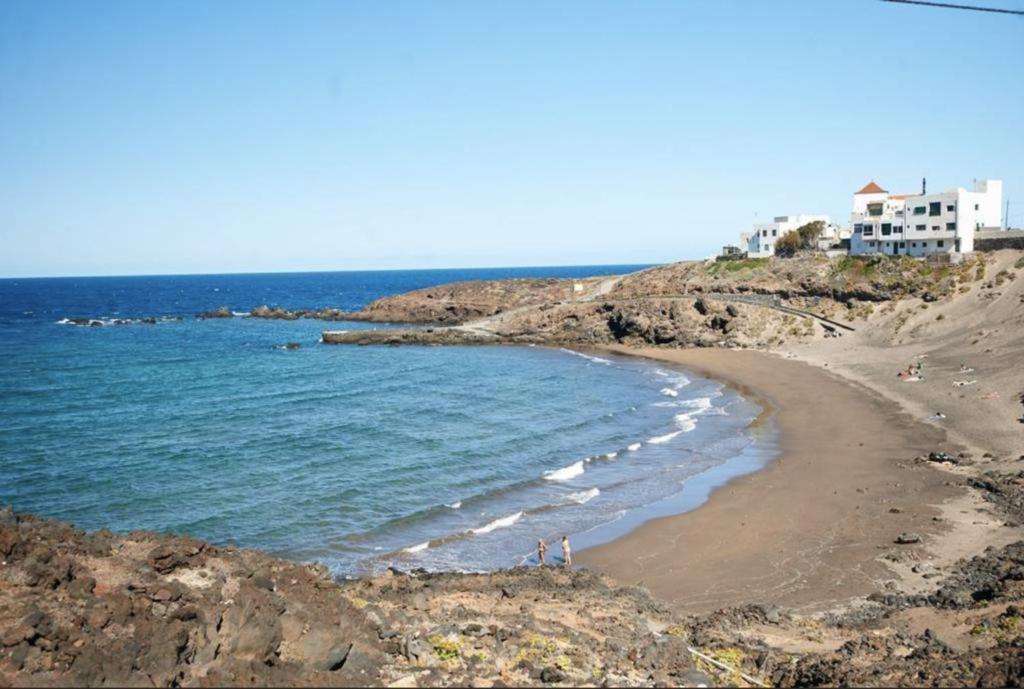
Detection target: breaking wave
<box><xmin>560</xmin><ymin>348</ymin><xmax>612</xmax><ymax>365</ymax></box>
<box><xmin>470</xmin><ymin>511</ymin><xmax>524</xmax><ymax>535</ymax></box>
<box><xmin>566</xmin><ymin>488</ymin><xmax>601</xmax><ymax>505</ymax></box>
<box><xmin>544</xmin><ymin>460</ymin><xmax>585</xmax><ymax>481</ymax></box>
<box><xmin>647</xmin><ymin>430</ymin><xmax>682</xmax><ymax>444</ymax></box>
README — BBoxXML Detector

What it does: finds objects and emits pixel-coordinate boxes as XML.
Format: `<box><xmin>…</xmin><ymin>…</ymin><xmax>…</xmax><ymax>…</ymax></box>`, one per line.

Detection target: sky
<box><xmin>1</xmin><ymin>0</ymin><xmax>1022</xmax><ymax>277</ymax></box>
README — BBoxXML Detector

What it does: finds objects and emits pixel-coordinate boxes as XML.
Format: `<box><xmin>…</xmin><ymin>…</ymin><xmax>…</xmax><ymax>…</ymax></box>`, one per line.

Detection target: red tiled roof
<box><xmin>855</xmin><ymin>181</ymin><xmax>888</xmax><ymax>194</ymax></box>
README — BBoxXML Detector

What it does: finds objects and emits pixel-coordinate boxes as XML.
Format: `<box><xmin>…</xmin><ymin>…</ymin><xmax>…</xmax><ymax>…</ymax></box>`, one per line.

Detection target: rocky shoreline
<box><xmin>20</xmin><ymin>253</ymin><xmax>1023</xmax><ymax>686</ymax></box>
<box><xmin>3</xmin><ymin>466</ymin><xmax>1024</xmax><ymax>688</ymax></box>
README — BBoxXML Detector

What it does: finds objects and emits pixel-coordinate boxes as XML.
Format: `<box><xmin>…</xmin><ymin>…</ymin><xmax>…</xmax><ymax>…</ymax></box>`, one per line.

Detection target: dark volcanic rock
<box><xmin>197</xmin><ymin>306</ymin><xmax>233</xmax><ymax>319</ymax></box>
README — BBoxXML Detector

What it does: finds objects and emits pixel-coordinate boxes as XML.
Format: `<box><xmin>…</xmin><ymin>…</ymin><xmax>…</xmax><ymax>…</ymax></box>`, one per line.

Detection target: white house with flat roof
<box><xmin>850</xmin><ymin>179</ymin><xmax>1003</xmax><ymax>257</ymax></box>
<box><xmin>744</xmin><ymin>214</ymin><xmax>833</xmax><ymax>258</ymax></box>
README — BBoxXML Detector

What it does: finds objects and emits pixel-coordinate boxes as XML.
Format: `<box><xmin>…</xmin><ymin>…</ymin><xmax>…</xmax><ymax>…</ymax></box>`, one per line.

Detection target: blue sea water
<box><xmin>0</xmin><ymin>266</ymin><xmax>767</xmax><ymax>574</ymax></box>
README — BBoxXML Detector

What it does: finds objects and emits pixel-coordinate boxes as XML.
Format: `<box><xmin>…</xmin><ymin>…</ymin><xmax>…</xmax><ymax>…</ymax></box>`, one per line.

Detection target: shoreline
<box><xmin>576</xmin><ymin>345</ymin><xmax>1012</xmax><ymax>614</ymax></box>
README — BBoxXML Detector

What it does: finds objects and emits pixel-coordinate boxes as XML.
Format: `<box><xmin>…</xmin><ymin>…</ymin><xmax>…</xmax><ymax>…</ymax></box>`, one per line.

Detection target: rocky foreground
<box><xmin>3</xmin><ymin>469</ymin><xmax>1024</xmax><ymax>688</ymax></box>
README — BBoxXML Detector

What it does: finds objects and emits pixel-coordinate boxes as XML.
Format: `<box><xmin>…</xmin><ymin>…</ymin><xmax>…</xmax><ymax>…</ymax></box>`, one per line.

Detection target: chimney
<box><xmin>922</xmin><ymin>177</ymin><xmax>926</xmax><ymax>195</ymax></box>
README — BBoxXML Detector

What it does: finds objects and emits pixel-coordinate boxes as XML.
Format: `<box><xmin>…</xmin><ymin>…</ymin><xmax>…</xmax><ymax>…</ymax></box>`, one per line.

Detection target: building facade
<box><xmin>850</xmin><ymin>179</ymin><xmax>1003</xmax><ymax>257</ymax></box>
<box><xmin>744</xmin><ymin>214</ymin><xmax>832</xmax><ymax>258</ymax></box>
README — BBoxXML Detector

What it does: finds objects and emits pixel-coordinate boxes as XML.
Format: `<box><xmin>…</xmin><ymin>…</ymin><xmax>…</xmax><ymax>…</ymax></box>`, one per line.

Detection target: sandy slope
<box><xmin>784</xmin><ymin>249</ymin><xmax>1024</xmax><ymax>462</ymax></box>
<box><xmin>579</xmin><ymin>250</ymin><xmax>1024</xmax><ymax>617</ymax></box>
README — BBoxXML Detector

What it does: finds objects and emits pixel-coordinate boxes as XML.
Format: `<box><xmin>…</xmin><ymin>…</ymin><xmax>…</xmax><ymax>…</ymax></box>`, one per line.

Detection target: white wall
<box><xmin>974</xmin><ymin>179</ymin><xmax>1003</xmax><ymax>229</ymax></box>
<box><xmin>852</xmin><ymin>191</ymin><xmax>888</xmax><ymax>215</ymax></box>
<box><xmin>850</xmin><ymin>179</ymin><xmax>1002</xmax><ymax>257</ymax></box>
<box><xmin>743</xmin><ymin>214</ymin><xmax>831</xmax><ymax>258</ymax></box>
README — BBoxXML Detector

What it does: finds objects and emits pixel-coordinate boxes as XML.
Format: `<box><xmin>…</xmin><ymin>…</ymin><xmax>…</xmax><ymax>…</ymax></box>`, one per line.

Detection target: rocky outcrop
<box><xmin>353</xmin><ymin>278</ymin><xmax>607</xmax><ymax>325</ymax></box>
<box><xmin>3</xmin><ymin>506</ymin><xmax>1024</xmax><ymax>687</ymax></box>
<box><xmin>609</xmin><ymin>254</ymin><xmax>984</xmax><ymax>306</ymax></box>
<box><xmin>197</xmin><ymin>306</ymin><xmax>233</xmax><ymax>319</ymax></box>
<box><xmin>0</xmin><ymin>507</ymin><xmax>384</xmax><ymax>687</ymax></box>
<box><xmin>58</xmin><ymin>316</ymin><xmax>182</xmax><ymax>327</ymax></box>
<box><xmin>323</xmin><ymin>298</ymin><xmax>766</xmax><ymax>350</ymax></box>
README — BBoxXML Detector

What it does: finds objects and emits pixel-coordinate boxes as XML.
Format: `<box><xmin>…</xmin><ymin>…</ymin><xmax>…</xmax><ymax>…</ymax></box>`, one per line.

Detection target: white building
<box><xmin>850</xmin><ymin>179</ymin><xmax>1003</xmax><ymax>257</ymax></box>
<box><xmin>744</xmin><ymin>214</ymin><xmax>833</xmax><ymax>258</ymax></box>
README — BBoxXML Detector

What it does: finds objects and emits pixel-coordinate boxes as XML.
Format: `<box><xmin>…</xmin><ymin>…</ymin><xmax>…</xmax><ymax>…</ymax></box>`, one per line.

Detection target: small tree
<box><xmin>775</xmin><ymin>220</ymin><xmax>826</xmax><ymax>258</ymax></box>
<box><xmin>774</xmin><ymin>231</ymin><xmax>801</xmax><ymax>257</ymax></box>
<box><xmin>796</xmin><ymin>220</ymin><xmax>825</xmax><ymax>249</ymax></box>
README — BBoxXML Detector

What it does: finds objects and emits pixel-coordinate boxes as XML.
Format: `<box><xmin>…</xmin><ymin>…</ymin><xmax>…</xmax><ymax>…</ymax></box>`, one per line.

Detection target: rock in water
<box><xmin>197</xmin><ymin>306</ymin><xmax>233</xmax><ymax>319</ymax></box>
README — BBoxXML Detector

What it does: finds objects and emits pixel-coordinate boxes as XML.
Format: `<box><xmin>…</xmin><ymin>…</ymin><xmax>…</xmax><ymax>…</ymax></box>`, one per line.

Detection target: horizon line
<box><xmin>0</xmin><ymin>260</ymin><xmax>665</xmax><ymax>282</ymax></box>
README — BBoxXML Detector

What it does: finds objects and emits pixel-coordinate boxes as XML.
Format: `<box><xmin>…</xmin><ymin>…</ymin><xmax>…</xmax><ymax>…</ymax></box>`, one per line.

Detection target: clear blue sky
<box><xmin>1</xmin><ymin>0</ymin><xmax>1022</xmax><ymax>277</ymax></box>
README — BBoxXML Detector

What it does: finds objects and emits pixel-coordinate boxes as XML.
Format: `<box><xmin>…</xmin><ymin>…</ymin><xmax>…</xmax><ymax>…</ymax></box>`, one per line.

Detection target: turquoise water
<box><xmin>0</xmin><ymin>267</ymin><xmax>765</xmax><ymax>574</ymax></box>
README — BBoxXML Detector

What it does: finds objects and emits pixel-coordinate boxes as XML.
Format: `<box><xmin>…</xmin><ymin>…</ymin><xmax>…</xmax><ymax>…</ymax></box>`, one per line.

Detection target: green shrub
<box><xmin>429</xmin><ymin>635</ymin><xmax>461</xmax><ymax>663</ymax></box>
<box><xmin>774</xmin><ymin>231</ymin><xmax>802</xmax><ymax>257</ymax></box>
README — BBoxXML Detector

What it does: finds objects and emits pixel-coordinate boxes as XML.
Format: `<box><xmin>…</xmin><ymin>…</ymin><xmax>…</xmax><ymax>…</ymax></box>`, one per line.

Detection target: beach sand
<box><xmin>577</xmin><ymin>346</ymin><xmax>1015</xmax><ymax>614</ymax></box>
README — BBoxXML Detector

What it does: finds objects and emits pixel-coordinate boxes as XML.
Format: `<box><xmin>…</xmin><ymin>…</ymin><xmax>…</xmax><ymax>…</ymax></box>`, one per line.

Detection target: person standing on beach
<box><xmin>561</xmin><ymin>535</ymin><xmax>572</xmax><ymax>568</ymax></box>
<box><xmin>537</xmin><ymin>538</ymin><xmax>548</xmax><ymax>566</ymax></box>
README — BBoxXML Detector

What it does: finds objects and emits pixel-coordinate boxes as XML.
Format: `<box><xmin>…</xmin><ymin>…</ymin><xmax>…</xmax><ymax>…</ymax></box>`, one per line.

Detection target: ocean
<box><xmin>0</xmin><ymin>266</ymin><xmax>769</xmax><ymax>575</ymax></box>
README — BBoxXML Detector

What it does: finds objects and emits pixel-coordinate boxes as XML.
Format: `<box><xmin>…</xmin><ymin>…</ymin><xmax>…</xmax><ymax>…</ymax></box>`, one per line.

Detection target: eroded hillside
<box><xmin>323</xmin><ymin>253</ymin><xmax>997</xmax><ymax>350</ymax></box>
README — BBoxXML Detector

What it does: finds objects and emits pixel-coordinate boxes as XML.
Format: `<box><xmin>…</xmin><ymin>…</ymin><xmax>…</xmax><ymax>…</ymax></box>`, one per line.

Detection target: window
<box><xmin>772</xmin><ymin>229</ymin><xmax>777</xmax><ymax>237</ymax></box>
<box><xmin>937</xmin><ymin>240</ymin><xmax>944</xmax><ymax>248</ymax></box>
<box><xmin>881</xmin><ymin>223</ymin><xmax>892</xmax><ymax>236</ymax></box>
<box><xmin>946</xmin><ymin>204</ymin><xmax>955</xmax><ymax>212</ymax></box>
<box><xmin>765</xmin><ymin>244</ymin><xmax>771</xmax><ymax>252</ymax></box>
<box><xmin>911</xmin><ymin>242</ymin><xmax>917</xmax><ymax>248</ymax></box>
<box><xmin>894</xmin><ymin>225</ymin><xmax>903</xmax><ymax>233</ymax></box>
<box><xmin>929</xmin><ymin>201</ymin><xmax>941</xmax><ymax>216</ymax></box>
<box><xmin>854</xmin><ymin>224</ymin><xmax>863</xmax><ymax>234</ymax></box>
<box><xmin>762</xmin><ymin>230</ymin><xmax>767</xmax><ymax>237</ymax></box>
<box><xmin>867</xmin><ymin>203</ymin><xmax>884</xmax><ymax>217</ymax></box>
<box><xmin>899</xmin><ymin>242</ymin><xmax>906</xmax><ymax>248</ymax></box>
<box><xmin>915</xmin><ymin>224</ymin><xmax>926</xmax><ymax>231</ymax></box>
<box><xmin>946</xmin><ymin>222</ymin><xmax>956</xmax><ymax>231</ymax></box>
<box><xmin>863</xmin><ymin>224</ymin><xmax>874</xmax><ymax>236</ymax></box>
<box><xmin>913</xmin><ymin>206</ymin><xmax>926</xmax><ymax>215</ymax></box>
<box><xmin>975</xmin><ymin>204</ymin><xmax>979</xmax><ymax>211</ymax></box>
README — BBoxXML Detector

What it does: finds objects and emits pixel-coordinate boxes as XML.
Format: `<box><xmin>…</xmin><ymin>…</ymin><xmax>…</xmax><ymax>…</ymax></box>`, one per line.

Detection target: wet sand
<box><xmin>577</xmin><ymin>346</ymin><xmax>969</xmax><ymax>614</ymax></box>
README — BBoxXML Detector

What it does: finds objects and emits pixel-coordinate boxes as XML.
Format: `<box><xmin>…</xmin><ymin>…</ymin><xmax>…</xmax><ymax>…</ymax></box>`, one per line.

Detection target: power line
<box><xmin>880</xmin><ymin>0</ymin><xmax>1024</xmax><ymax>14</ymax></box>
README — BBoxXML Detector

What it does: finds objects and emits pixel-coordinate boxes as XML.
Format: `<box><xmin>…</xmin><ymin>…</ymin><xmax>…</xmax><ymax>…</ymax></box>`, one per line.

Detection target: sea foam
<box><xmin>647</xmin><ymin>430</ymin><xmax>682</xmax><ymax>444</ymax></box>
<box><xmin>560</xmin><ymin>348</ymin><xmax>611</xmax><ymax>365</ymax></box>
<box><xmin>674</xmin><ymin>414</ymin><xmax>697</xmax><ymax>433</ymax></box>
<box><xmin>403</xmin><ymin>541</ymin><xmax>430</xmax><ymax>553</ymax></box>
<box><xmin>566</xmin><ymin>487</ymin><xmax>600</xmax><ymax>504</ymax></box>
<box><xmin>544</xmin><ymin>460</ymin><xmax>585</xmax><ymax>481</ymax></box>
<box><xmin>470</xmin><ymin>511</ymin><xmax>524</xmax><ymax>535</ymax></box>
<box><xmin>627</xmin><ymin>442</ymin><xmax>642</xmax><ymax>452</ymax></box>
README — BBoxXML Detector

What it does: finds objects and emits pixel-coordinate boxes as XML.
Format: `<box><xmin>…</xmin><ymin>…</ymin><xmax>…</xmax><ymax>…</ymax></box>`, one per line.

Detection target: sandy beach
<box><xmin>577</xmin><ymin>345</ymin><xmax>1016</xmax><ymax>614</ymax></box>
